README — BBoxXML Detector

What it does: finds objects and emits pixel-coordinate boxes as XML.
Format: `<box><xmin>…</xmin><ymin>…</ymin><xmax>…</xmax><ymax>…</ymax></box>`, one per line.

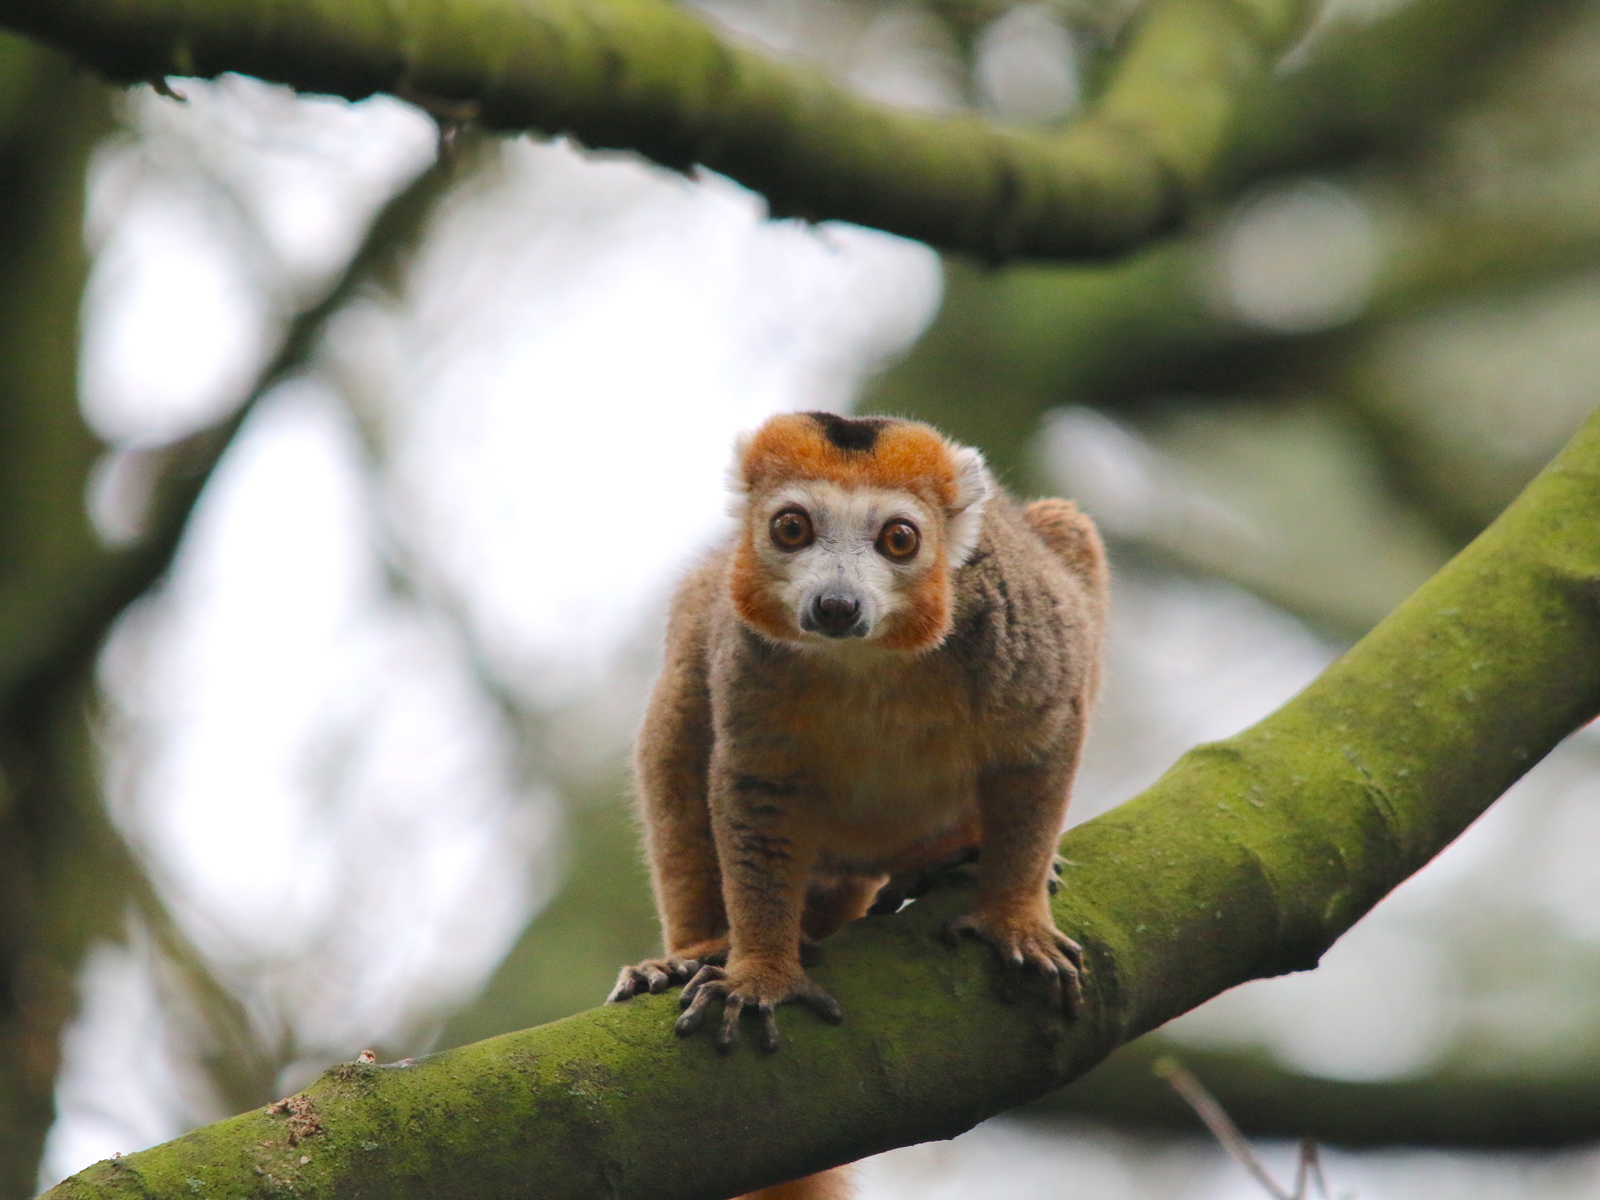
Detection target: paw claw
<box><xmin>670</xmin><ymin>962</ymin><xmax>842</xmax><ymax>1050</ymax></box>
<box><xmin>758</xmin><ymin>1003</ymin><xmax>781</xmax><ymax>1052</ymax></box>
<box><xmin>609</xmin><ymin>950</ymin><xmax>717</xmax><ymax>1004</ymax></box>
<box><xmin>944</xmin><ymin>909</ymin><xmax>1087</xmax><ymax>1017</ymax></box>
<box><xmin>679</xmin><ymin>964</ymin><xmax>727</xmax><ymax>1007</ymax></box>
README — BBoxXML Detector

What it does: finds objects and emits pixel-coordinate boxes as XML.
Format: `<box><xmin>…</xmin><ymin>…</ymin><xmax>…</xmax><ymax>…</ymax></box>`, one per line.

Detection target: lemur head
<box><xmin>727</xmin><ymin>412</ymin><xmax>992</xmax><ymax>653</ymax></box>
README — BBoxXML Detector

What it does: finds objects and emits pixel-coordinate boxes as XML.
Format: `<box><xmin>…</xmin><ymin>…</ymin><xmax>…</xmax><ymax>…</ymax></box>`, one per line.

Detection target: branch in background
<box><xmin>0</xmin><ymin>0</ymin><xmax>1315</xmax><ymax>260</ymax></box>
<box><xmin>0</xmin><ymin>40</ymin><xmax>122</xmax><ymax>1197</ymax></box>
<box><xmin>0</xmin><ymin>76</ymin><xmax>464</xmax><ymax>1194</ymax></box>
<box><xmin>85</xmin><ymin>141</ymin><xmax>476</xmax><ymax>1122</ymax></box>
<box><xmin>1029</xmin><ymin>1035</ymin><xmax>1600</xmax><ymax>1149</ymax></box>
<box><xmin>866</xmin><ymin>0</ymin><xmax>1588</xmax><ymax>484</ymax></box>
<box><xmin>0</xmin><ymin>137</ymin><xmax>463</xmax><ymax>709</ymax></box>
<box><xmin>41</xmin><ymin>396</ymin><xmax>1600</xmax><ymax>1199</ymax></box>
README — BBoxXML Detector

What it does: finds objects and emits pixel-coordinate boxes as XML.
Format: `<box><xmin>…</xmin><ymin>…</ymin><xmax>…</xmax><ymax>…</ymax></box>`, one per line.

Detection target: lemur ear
<box><xmin>946</xmin><ymin>444</ymin><xmax>992</xmax><ymax>566</ymax></box>
<box><xmin>724</xmin><ymin>430</ymin><xmax>754</xmax><ymax>514</ymax></box>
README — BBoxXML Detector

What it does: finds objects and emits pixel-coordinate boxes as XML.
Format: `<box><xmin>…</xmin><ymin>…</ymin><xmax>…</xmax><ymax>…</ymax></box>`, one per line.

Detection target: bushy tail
<box><xmin>1023</xmin><ymin>498</ymin><xmax>1109</xmax><ymax>611</ymax></box>
<box><xmin>737</xmin><ymin>1165</ymin><xmax>855</xmax><ymax>1200</ymax></box>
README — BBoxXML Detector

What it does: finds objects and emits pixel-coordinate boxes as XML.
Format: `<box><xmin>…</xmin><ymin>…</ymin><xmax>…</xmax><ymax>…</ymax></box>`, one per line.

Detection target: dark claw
<box><xmin>607</xmin><ymin>955</ymin><xmax>704</xmax><ymax>1003</ymax></box>
<box><xmin>675</xmin><ymin>965</ymin><xmax>728</xmax><ymax>1036</ymax></box>
<box><xmin>606</xmin><ymin>969</ymin><xmax>637</xmax><ymax>1004</ymax></box>
<box><xmin>716</xmin><ymin>994</ymin><xmax>746</xmax><ymax>1051</ymax></box>
<box><xmin>807</xmin><ymin>989</ymin><xmax>844</xmax><ymax>1024</ymax></box>
<box><xmin>675</xmin><ymin>986</ymin><xmax>720</xmax><ymax>1036</ymax></box>
<box><xmin>758</xmin><ymin>1003</ymin><xmax>781</xmax><ymax>1052</ymax></box>
<box><xmin>679</xmin><ymin>963</ymin><xmax>727</xmax><ymax>1006</ymax></box>
<box><xmin>1061</xmin><ymin>964</ymin><xmax>1083</xmax><ymax>1014</ymax></box>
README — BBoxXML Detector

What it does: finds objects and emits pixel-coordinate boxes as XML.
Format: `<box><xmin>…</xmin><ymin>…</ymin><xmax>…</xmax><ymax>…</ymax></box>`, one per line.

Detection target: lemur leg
<box><xmin>946</xmin><ymin>755</ymin><xmax>1084</xmax><ymax>1015</ymax></box>
<box><xmin>676</xmin><ymin>767</ymin><xmax>842</xmax><ymax>1052</ymax></box>
<box><xmin>609</xmin><ymin>607</ymin><xmax>729</xmax><ymax>1003</ymax></box>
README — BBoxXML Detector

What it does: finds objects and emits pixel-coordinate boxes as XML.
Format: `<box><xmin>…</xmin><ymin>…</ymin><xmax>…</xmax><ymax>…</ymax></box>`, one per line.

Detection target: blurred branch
<box><xmin>43</xmin><ymin>398</ymin><xmax>1600</xmax><ymax>1198</ymax></box>
<box><xmin>93</xmin><ymin>144</ymin><xmax>477</xmax><ymax>1120</ymax></box>
<box><xmin>1224</xmin><ymin>0</ymin><xmax>1582</xmax><ymax>180</ymax></box>
<box><xmin>869</xmin><ymin>0</ymin><xmax>1585</xmax><ymax>479</ymax></box>
<box><xmin>0</xmin><ymin>77</ymin><xmax>461</xmax><ymax>1192</ymax></box>
<box><xmin>0</xmin><ymin>40</ymin><xmax>121</xmax><ymax>1198</ymax></box>
<box><xmin>0</xmin><ymin>139</ymin><xmax>463</xmax><ymax>709</ymax></box>
<box><xmin>1028</xmin><ymin>1036</ymin><xmax>1600</xmax><ymax>1149</ymax></box>
<box><xmin>0</xmin><ymin>0</ymin><xmax>1318</xmax><ymax>259</ymax></box>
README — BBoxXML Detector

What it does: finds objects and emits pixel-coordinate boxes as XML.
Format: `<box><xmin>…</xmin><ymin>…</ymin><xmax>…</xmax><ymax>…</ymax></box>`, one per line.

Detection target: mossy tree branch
<box><xmin>42</xmin><ymin>397</ymin><xmax>1600</xmax><ymax>1199</ymax></box>
<box><xmin>0</xmin><ymin>0</ymin><xmax>1313</xmax><ymax>260</ymax></box>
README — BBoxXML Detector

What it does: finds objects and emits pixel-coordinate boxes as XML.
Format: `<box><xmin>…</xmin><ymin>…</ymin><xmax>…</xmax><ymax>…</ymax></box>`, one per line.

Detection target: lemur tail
<box><xmin>737</xmin><ymin>1165</ymin><xmax>855</xmax><ymax>1200</ymax></box>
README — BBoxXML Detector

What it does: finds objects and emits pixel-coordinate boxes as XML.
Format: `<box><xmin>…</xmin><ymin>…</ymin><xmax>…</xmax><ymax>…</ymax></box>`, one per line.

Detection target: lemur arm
<box><xmin>609</xmin><ymin>572</ymin><xmax>727</xmax><ymax>1003</ymax></box>
<box><xmin>675</xmin><ymin>756</ymin><xmax>840</xmax><ymax>1052</ymax></box>
<box><xmin>636</xmin><ymin>672</ymin><xmax>725</xmax><ymax>958</ymax></box>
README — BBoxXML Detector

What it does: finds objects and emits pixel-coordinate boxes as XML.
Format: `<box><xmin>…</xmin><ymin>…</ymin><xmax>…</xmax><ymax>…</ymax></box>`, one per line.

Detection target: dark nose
<box><xmin>811</xmin><ymin>593</ymin><xmax>861</xmax><ymax>637</ymax></box>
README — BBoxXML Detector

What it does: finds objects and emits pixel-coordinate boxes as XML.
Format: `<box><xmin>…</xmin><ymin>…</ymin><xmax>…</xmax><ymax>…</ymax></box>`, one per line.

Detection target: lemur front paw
<box><xmin>943</xmin><ymin>908</ymin><xmax>1084</xmax><ymax>1015</ymax></box>
<box><xmin>674</xmin><ymin>959</ymin><xmax>842</xmax><ymax>1052</ymax></box>
<box><xmin>606</xmin><ymin>939</ymin><xmax>729</xmax><ymax>1003</ymax></box>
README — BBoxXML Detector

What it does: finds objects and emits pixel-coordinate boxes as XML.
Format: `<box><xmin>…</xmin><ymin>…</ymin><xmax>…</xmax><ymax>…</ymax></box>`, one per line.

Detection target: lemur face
<box><xmin>727</xmin><ymin>413</ymin><xmax>990</xmax><ymax>653</ymax></box>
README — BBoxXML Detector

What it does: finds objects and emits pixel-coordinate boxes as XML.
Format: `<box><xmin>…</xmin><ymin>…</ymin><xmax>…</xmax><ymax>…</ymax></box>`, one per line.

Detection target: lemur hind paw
<box><xmin>607</xmin><ymin>940</ymin><xmax>729</xmax><ymax>1003</ymax></box>
<box><xmin>674</xmin><ymin>961</ymin><xmax>842</xmax><ymax>1053</ymax></box>
<box><xmin>943</xmin><ymin>909</ymin><xmax>1085</xmax><ymax>1016</ymax></box>
<box><xmin>867</xmin><ymin>846</ymin><xmax>982</xmax><ymax>916</ymax></box>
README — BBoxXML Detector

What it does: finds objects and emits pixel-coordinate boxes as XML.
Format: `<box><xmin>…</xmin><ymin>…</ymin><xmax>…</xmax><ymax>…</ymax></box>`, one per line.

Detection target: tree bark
<box><xmin>0</xmin><ymin>0</ymin><xmax>1314</xmax><ymax>260</ymax></box>
<box><xmin>39</xmin><ymin>400</ymin><xmax>1600</xmax><ymax>1199</ymax></box>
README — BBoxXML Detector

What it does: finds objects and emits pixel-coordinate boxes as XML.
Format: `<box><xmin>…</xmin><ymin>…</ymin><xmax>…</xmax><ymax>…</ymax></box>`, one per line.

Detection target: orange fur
<box><xmin>730</xmin><ymin>536</ymin><xmax>798</xmax><ymax>641</ymax></box>
<box><xmin>737</xmin><ymin>1166</ymin><xmax>855</xmax><ymax>1200</ymax></box>
<box><xmin>738</xmin><ymin>414</ymin><xmax>961</xmax><ymax>511</ymax></box>
<box><xmin>878</xmin><ymin>546</ymin><xmax>951</xmax><ymax>651</ymax></box>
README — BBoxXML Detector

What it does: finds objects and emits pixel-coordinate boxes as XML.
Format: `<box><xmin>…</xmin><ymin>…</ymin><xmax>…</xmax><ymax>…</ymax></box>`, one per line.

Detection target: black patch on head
<box><xmin>805</xmin><ymin>411</ymin><xmax>892</xmax><ymax>453</ymax></box>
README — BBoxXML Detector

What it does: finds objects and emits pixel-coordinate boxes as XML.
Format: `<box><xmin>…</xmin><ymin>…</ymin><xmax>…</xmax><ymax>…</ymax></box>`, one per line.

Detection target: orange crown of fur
<box><xmin>735</xmin><ymin>412</ymin><xmax>964</xmax><ymax>508</ymax></box>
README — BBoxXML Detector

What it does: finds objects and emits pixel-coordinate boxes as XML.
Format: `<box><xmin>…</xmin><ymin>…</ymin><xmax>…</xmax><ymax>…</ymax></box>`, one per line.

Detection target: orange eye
<box><xmin>876</xmin><ymin>520</ymin><xmax>920</xmax><ymax>561</ymax></box>
<box><xmin>770</xmin><ymin>507</ymin><xmax>814</xmax><ymax>551</ymax></box>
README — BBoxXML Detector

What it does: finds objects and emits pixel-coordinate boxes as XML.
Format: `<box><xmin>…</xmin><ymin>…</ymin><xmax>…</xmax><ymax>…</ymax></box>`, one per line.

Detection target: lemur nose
<box><xmin>812</xmin><ymin>594</ymin><xmax>861</xmax><ymax>637</ymax></box>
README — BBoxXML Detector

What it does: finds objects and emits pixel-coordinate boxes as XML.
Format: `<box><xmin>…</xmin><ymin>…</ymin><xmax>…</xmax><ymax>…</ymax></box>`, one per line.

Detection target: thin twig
<box><xmin>1154</xmin><ymin>1058</ymin><xmax>1332</xmax><ymax>1200</ymax></box>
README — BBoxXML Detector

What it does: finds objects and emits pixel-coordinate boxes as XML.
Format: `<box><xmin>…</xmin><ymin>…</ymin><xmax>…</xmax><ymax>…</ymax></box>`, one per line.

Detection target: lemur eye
<box><xmin>876</xmin><ymin>520</ymin><xmax>920</xmax><ymax>561</ymax></box>
<box><xmin>770</xmin><ymin>507</ymin><xmax>814</xmax><ymax>551</ymax></box>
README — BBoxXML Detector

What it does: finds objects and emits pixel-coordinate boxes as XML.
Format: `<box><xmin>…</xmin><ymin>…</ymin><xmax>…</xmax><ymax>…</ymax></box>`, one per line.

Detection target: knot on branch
<box><xmin>265</xmin><ymin>1093</ymin><xmax>324</xmax><ymax>1146</ymax></box>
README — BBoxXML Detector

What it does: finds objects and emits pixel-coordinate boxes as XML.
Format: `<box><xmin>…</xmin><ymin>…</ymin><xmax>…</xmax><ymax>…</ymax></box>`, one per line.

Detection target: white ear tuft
<box><xmin>946</xmin><ymin>444</ymin><xmax>992</xmax><ymax>567</ymax></box>
<box><xmin>724</xmin><ymin>430</ymin><xmax>754</xmax><ymax>516</ymax></box>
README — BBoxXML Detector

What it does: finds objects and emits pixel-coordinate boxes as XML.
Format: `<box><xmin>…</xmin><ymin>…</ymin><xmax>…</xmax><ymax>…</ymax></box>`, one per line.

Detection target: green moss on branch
<box><xmin>42</xmin><ymin>404</ymin><xmax>1600</xmax><ymax>1199</ymax></box>
<box><xmin>0</xmin><ymin>0</ymin><xmax>1309</xmax><ymax>259</ymax></box>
